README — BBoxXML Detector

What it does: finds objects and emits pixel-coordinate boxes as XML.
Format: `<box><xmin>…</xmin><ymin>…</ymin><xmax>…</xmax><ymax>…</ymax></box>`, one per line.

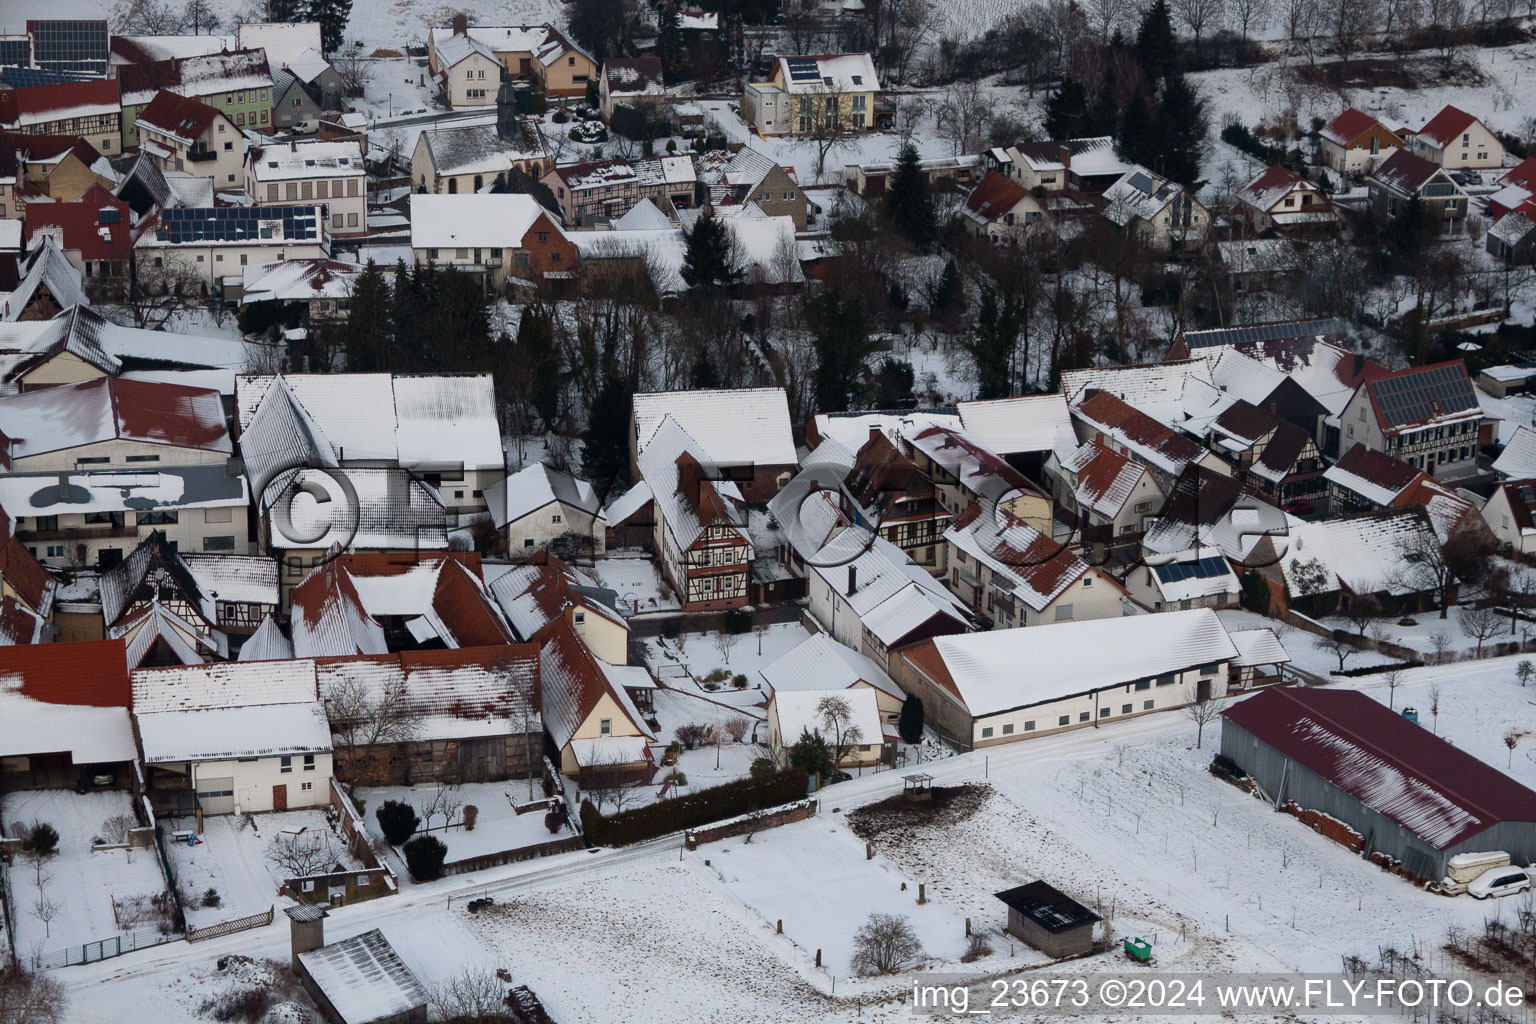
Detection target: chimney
<box><xmin>679</xmin><ymin>458</ymin><xmax>703</xmax><ymax>507</ymax></box>
<box><xmin>284</xmin><ymin>904</ymin><xmax>327</xmax><ymax>970</ymax></box>
<box><xmin>1058</xmin><ymin>144</ymin><xmax>1071</xmax><ymax>171</ymax></box>
<box><xmin>452</xmin><ymin>12</ymin><xmax>468</xmax><ymax>36</ymax></box>
<box><xmin>847</xmin><ymin>565</ymin><xmax>857</xmax><ymax>595</ymax></box>
<box><xmin>868</xmin><ymin>424</ymin><xmax>883</xmax><ymax>445</ymax></box>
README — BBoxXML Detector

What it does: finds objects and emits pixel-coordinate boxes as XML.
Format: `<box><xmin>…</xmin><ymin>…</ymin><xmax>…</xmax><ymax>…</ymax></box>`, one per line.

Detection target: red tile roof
<box><xmin>0</xmin><ymin>80</ymin><xmax>120</xmax><ymax>125</ymax></box>
<box><xmin>0</xmin><ymin>536</ymin><xmax>56</xmax><ymax>614</ymax></box>
<box><xmin>1370</xmin><ymin>149</ymin><xmax>1444</xmax><ymax>194</ymax></box>
<box><xmin>1332</xmin><ymin>442</ymin><xmax>1421</xmax><ymax>496</ymax></box>
<box><xmin>0</xmin><ymin>129</ymin><xmax>102</xmax><ymax>168</ymax></box>
<box><xmin>1416</xmin><ymin>104</ymin><xmax>1480</xmax><ymax>148</ymax></box>
<box><xmin>1320</xmin><ymin>107</ymin><xmax>1393</xmax><ymax>148</ymax></box>
<box><xmin>1074</xmin><ymin>390</ymin><xmax>1205</xmax><ymax>467</ymax></box>
<box><xmin>1500</xmin><ymin>157</ymin><xmax>1536</xmax><ymax>190</ymax></box>
<box><xmin>0</xmin><ymin>639</ymin><xmax>132</xmax><ymax>707</ymax></box>
<box><xmin>431</xmin><ymin>558</ymin><xmax>517</xmax><ymax>647</ymax></box>
<box><xmin>964</xmin><ymin>171</ymin><xmax>1029</xmax><ymax>221</ymax></box>
<box><xmin>1224</xmin><ymin>687</ymin><xmax>1536</xmax><ymax>850</ymax></box>
<box><xmin>137</xmin><ymin>89</ymin><xmax>222</xmax><ymax>142</ymax></box>
<box><xmin>22</xmin><ymin>183</ymin><xmax>133</xmax><ymax>262</ymax></box>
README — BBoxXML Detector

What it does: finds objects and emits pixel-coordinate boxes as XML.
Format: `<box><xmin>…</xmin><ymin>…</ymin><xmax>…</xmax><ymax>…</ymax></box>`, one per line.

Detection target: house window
<box><xmin>1078</xmin><ymin>711</ymin><xmax>1090</xmax><ymax>722</ymax></box>
<box><xmin>280</xmin><ymin>756</ymin><xmax>293</xmax><ymax>773</ymax></box>
<box><xmin>598</xmin><ymin>719</ymin><xmax>611</xmax><ymax>736</ymax></box>
<box><xmin>1059</xmin><ymin>715</ymin><xmax>1070</xmax><ymax>726</ymax></box>
<box><xmin>1143</xmin><ymin>699</ymin><xmax>1155</xmax><ymax>710</ymax></box>
<box><xmin>1121</xmin><ymin>704</ymin><xmax>1132</xmax><ymax>714</ymax></box>
<box><xmin>1134</xmin><ymin>679</ymin><xmax>1150</xmax><ymax>691</ymax></box>
<box><xmin>524</xmin><ymin>538</ymin><xmax>535</xmax><ymax>547</ymax></box>
<box><xmin>1156</xmin><ymin>673</ymin><xmax>1175</xmax><ymax>686</ymax></box>
<box><xmin>1099</xmin><ymin>707</ymin><xmax>1110</xmax><ymax>717</ymax></box>
<box><xmin>301</xmin><ymin>782</ymin><xmax>313</xmax><ymax>791</ymax></box>
<box><xmin>1054</xmin><ymin>604</ymin><xmax>1073</xmax><ymax>621</ymax></box>
<box><xmin>1002</xmin><ymin>723</ymin><xmax>1014</xmax><ymax>735</ymax></box>
<box><xmin>1024</xmin><ymin>720</ymin><xmax>1035</xmax><ymax>731</ymax></box>
<box><xmin>981</xmin><ymin>726</ymin><xmax>994</xmax><ymax>737</ymax></box>
<box><xmin>552</xmin><ymin>514</ymin><xmax>562</xmax><ymax>523</ymax></box>
<box><xmin>203</xmin><ymin>536</ymin><xmax>236</xmax><ymax>551</ymax></box>
<box><xmin>1082</xmin><ymin>576</ymin><xmax>1092</xmax><ymax>587</ymax></box>
<box><xmin>303</xmin><ymin>754</ymin><xmax>315</xmax><ymax>771</ymax></box>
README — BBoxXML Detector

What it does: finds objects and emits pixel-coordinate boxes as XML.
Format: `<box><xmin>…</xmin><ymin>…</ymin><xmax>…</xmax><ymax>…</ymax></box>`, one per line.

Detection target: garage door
<box><xmin>196</xmin><ymin>777</ymin><xmax>235</xmax><ymax>815</ymax></box>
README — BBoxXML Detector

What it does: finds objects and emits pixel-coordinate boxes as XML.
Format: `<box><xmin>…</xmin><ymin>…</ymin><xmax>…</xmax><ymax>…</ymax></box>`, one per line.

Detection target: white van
<box><xmin>1468</xmin><ymin>866</ymin><xmax>1532</xmax><ymax>900</ymax></box>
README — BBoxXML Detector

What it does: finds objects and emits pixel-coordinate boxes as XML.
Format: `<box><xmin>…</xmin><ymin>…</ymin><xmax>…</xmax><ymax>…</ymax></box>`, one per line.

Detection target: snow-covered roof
<box><xmin>0</xmin><ymin>235</ymin><xmax>84</xmax><ymax>321</ymax></box>
<box><xmin>612</xmin><ymin>198</ymin><xmax>673</xmax><ymax>230</ymax></box>
<box><xmin>290</xmin><ymin>560</ymin><xmax>388</xmax><ymax>658</ymax></box>
<box><xmin>317</xmin><ymin>646</ymin><xmax>540</xmax><ymax>743</ymax></box>
<box><xmin>1060</xmin><ymin>440</ymin><xmax>1150</xmax><ymax>520</ymax></box>
<box><xmin>137</xmin><ymin>697</ymin><xmax>331</xmax><ymax>763</ymax></box>
<box><xmin>1103</xmin><ymin>166</ymin><xmax>1187</xmax><ymax>224</ymax></box>
<box><xmin>433</xmin><ymin>31</ymin><xmax>501</xmax><ymax>69</ymax></box>
<box><xmin>771</xmin><ymin>686</ymin><xmax>882</xmax><ymax>748</ymax></box>
<box><xmin>0</xmin><ymin>466</ymin><xmax>247</xmax><ymax>518</ymax></box>
<box><xmin>1495</xmin><ymin>425</ymin><xmax>1536</xmax><ymax>479</ymax></box>
<box><xmin>248</xmin><ymin>140</ymin><xmax>365</xmax><ymax>181</ymax></box>
<box><xmin>913</xmin><ymin>608</ymin><xmax>1237</xmax><ymax>717</ymax></box>
<box><xmin>238</xmin><ymin>614</ymin><xmax>293</xmax><ymax>662</ymax></box>
<box><xmin>297</xmin><ymin>929</ymin><xmax>428</xmax><ymax>1024</ymax></box>
<box><xmin>904</xmin><ymin>424</ymin><xmax>1040</xmax><ymax>508</ymax></box>
<box><xmin>240</xmin><ymin>259</ymin><xmax>372</xmax><ymax>304</ymax></box>
<box><xmin>945</xmin><ymin>505</ymin><xmax>1089</xmax><ymax>612</ymax></box>
<box><xmin>636</xmin><ymin>415</ymin><xmax>749</xmax><ymax>552</ymax></box>
<box><xmin>118</xmin><ymin>49</ymin><xmax>272</xmax><ymax>107</ymax></box>
<box><xmin>1324</xmin><ymin>443</ymin><xmax>1421</xmax><ymax>506</ymax></box>
<box><xmin>809</xmin><ymin>535</ymin><xmax>969</xmax><ymax>644</ymax></box>
<box><xmin>409</xmin><ymin>193</ymin><xmax>565</xmax><ymax>250</ymax></box>
<box><xmin>809</xmin><ymin>410</ymin><xmax>960</xmax><ymax>451</ymax></box>
<box><xmin>1061</xmin><ymin>359</ymin><xmax>1214</xmax><ymax>428</ymax></box>
<box><xmin>285</xmin><ymin>48</ymin><xmax>330</xmax><ymax>83</ymax></box>
<box><xmin>633</xmin><ymin>387</ymin><xmax>796</xmax><ymax>467</ymax></box>
<box><xmin>0</xmin><ymin>304</ymin><xmax>246</xmax><ymax>381</ymax></box>
<box><xmin>265</xmin><ymin>467</ymin><xmax>448</xmax><ymax>551</ymax></box>
<box><xmin>726</xmin><ymin>215</ymin><xmax>802</xmax><ymax>284</ymax></box>
<box><xmin>603</xmin><ymin>56</ymin><xmax>664</xmax><ymax>96</ymax></box>
<box><xmin>538</xmin><ymin>616</ymin><xmax>652</xmax><ymax>751</ymax></box>
<box><xmin>1141</xmin><ymin>549</ymin><xmax>1239</xmax><ymax>604</ymax></box>
<box><xmin>1069</xmin><ymin>390</ymin><xmax>1206</xmax><ymax>477</ymax></box>
<box><xmin>570</xmin><ymin>227</ymin><xmax>687</xmax><ymax>296</ymax></box>
<box><xmin>0</xmin><ymin>375</ymin><xmax>230</xmax><ymax>458</ymax></box>
<box><xmin>0</xmin><ymin>643</ymin><xmax>137</xmax><ymax>762</ymax></box>
<box><xmin>1320</xmin><ymin>107</ymin><xmax>1394</xmax><ymax>147</ymax></box>
<box><xmin>1276</xmin><ymin>507</ymin><xmax>1439</xmax><ymax>597</ymax></box>
<box><xmin>1239</xmin><ymin>165</ymin><xmax>1312</xmax><ymax>213</ymax></box>
<box><xmin>236</xmin><ymin>22</ymin><xmax>323</xmax><ymax>72</ymax></box>
<box><xmin>1228</xmin><ymin>627</ymin><xmax>1291</xmax><ymax>668</ymax></box>
<box><xmin>419</xmin><ymin>122</ymin><xmax>548</xmax><ymax>176</ymax></box>
<box><xmin>392</xmin><ymin>373</ymin><xmax>503</xmax><ymax>471</ymax></box>
<box><xmin>771</xmin><ymin>53</ymin><xmax>880</xmax><ymax>94</ymax></box>
<box><xmin>759</xmin><ymin>632</ymin><xmax>902</xmax><ymax>702</ymax></box>
<box><xmin>1490</xmin><ymin>211</ymin><xmax>1536</xmax><ymax>248</ymax></box>
<box><xmin>482</xmin><ymin>462</ymin><xmax>603</xmax><ymax>528</ymax></box>
<box><xmin>956</xmin><ymin>394</ymin><xmax>1076</xmax><ymax>458</ymax></box>
<box><xmin>603</xmin><ymin>480</ymin><xmax>652</xmax><ymax>525</ymax></box>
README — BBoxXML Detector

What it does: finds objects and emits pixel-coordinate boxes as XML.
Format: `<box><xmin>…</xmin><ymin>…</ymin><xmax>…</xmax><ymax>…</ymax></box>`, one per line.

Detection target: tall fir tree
<box><xmin>808</xmin><ymin>279</ymin><xmax>874</xmax><ymax>413</ymax></box>
<box><xmin>1116</xmin><ymin>86</ymin><xmax>1158</xmax><ymax>169</ymax></box>
<box><xmin>1135</xmin><ymin>0</ymin><xmax>1178</xmax><ymax>84</ymax></box>
<box><xmin>898</xmin><ymin>693</ymin><xmax>924</xmax><ymax>745</ymax></box>
<box><xmin>304</xmin><ymin>0</ymin><xmax>352</xmax><ymax>53</ymax></box>
<box><xmin>658</xmin><ymin>3</ymin><xmax>686</xmax><ymax>81</ymax></box>
<box><xmin>515</xmin><ymin>301</ymin><xmax>563</xmax><ymax>431</ymax></box>
<box><xmin>581</xmin><ymin>374</ymin><xmax>633</xmax><ymax>501</ymax></box>
<box><xmin>1044</xmin><ymin>77</ymin><xmax>1089</xmax><ymax>139</ymax></box>
<box><xmin>680</xmin><ymin>213</ymin><xmax>742</xmax><ymax>287</ymax></box>
<box><xmin>931</xmin><ymin>258</ymin><xmax>965</xmax><ymax>323</ymax></box>
<box><xmin>1088</xmin><ymin>60</ymin><xmax>1120</xmax><ymax>136</ymax></box>
<box><xmin>883</xmin><ymin>142</ymin><xmax>936</xmax><ymax>248</ymax></box>
<box><xmin>1159</xmin><ymin>72</ymin><xmax>1208</xmax><ymax>185</ymax></box>
<box><xmin>964</xmin><ymin>285</ymin><xmax>1019</xmax><ymax>400</ymax></box>
<box><xmin>340</xmin><ymin>260</ymin><xmax>392</xmax><ymax>371</ymax></box>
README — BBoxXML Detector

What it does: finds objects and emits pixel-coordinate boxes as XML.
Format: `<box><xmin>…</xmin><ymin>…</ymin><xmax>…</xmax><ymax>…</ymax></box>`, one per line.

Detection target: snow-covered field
<box><xmin>358</xmin><ymin>780</ymin><xmax>574</xmax><ymax>864</ymax></box>
<box><xmin>162</xmin><ymin>809</ymin><xmax>361</xmax><ymax>927</ymax></box>
<box><xmin>1</xmin><ymin>790</ymin><xmax>172</xmax><ymax>958</ymax></box>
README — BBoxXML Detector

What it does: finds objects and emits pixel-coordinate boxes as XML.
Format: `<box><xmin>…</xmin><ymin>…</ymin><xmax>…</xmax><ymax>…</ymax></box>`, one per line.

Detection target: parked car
<box><xmin>1281</xmin><ymin>499</ymin><xmax>1316</xmax><ymax>517</ymax></box>
<box><xmin>1468</xmin><ymin>865</ymin><xmax>1531</xmax><ymax>899</ymax></box>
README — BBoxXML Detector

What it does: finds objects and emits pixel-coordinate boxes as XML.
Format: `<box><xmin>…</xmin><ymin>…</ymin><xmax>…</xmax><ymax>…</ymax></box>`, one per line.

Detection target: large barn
<box><xmin>1221</xmin><ymin>687</ymin><xmax>1536</xmax><ymax>881</ymax></box>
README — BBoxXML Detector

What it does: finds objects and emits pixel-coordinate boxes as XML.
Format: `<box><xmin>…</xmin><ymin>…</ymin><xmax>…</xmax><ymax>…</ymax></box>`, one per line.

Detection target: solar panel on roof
<box><xmin>27</xmin><ymin>20</ymin><xmax>107</xmax><ymax>76</ymax></box>
<box><xmin>1128</xmin><ymin>172</ymin><xmax>1156</xmax><ymax>194</ymax></box>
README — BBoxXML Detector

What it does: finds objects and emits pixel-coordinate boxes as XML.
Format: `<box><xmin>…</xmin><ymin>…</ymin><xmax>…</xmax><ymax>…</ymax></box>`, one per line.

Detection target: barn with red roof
<box><xmin>1222</xmin><ymin>687</ymin><xmax>1536</xmax><ymax>881</ymax></box>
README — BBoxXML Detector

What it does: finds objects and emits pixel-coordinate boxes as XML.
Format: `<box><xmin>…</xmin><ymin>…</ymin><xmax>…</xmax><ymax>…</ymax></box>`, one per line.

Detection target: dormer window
<box><xmin>852</xmin><ymin>75</ymin><xmax>862</xmax><ymax>85</ymax></box>
<box><xmin>823</xmin><ymin>75</ymin><xmax>833</xmax><ymax>86</ymax></box>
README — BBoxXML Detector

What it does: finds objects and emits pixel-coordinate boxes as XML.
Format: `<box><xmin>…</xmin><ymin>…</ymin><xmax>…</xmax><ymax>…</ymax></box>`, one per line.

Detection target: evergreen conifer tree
<box><xmin>884</xmin><ymin>142</ymin><xmax>936</xmax><ymax>247</ymax></box>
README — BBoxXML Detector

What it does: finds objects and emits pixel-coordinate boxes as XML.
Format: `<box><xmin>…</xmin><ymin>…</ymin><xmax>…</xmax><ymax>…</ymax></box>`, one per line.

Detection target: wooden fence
<box><xmin>186</xmin><ymin>905</ymin><xmax>274</xmax><ymax>943</ymax></box>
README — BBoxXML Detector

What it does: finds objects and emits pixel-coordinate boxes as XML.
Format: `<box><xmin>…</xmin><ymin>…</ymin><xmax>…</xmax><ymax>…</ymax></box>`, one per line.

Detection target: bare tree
<box><xmin>1314</xmin><ymin>631</ymin><xmax>1357</xmax><ymax>673</ymax></box>
<box><xmin>429</xmin><ymin>968</ymin><xmax>506</xmax><ymax>1021</ymax></box>
<box><xmin>583</xmin><ymin>761</ymin><xmax>643</xmax><ymax>813</ymax></box>
<box><xmin>332</xmin><ymin>43</ymin><xmax>374</xmax><ymax>99</ymax></box>
<box><xmin>1506</xmin><ymin>729</ymin><xmax>1521</xmax><ymax>768</ymax></box>
<box><xmin>1519</xmin><ymin>660</ymin><xmax>1535</xmax><ymax>687</ymax></box>
<box><xmin>181</xmin><ymin>0</ymin><xmax>220</xmax><ymax>33</ymax></box>
<box><xmin>1458</xmin><ymin>604</ymin><xmax>1504</xmax><ymax>656</ymax></box>
<box><xmin>1342</xmin><ymin>595</ymin><xmax>1381</xmax><ymax>638</ymax></box>
<box><xmin>322</xmin><ymin>672</ymin><xmax>422</xmax><ymax>784</ymax></box>
<box><xmin>1393</xmin><ymin>530</ymin><xmax>1463</xmax><ymax>619</ymax></box>
<box><xmin>1429</xmin><ymin>631</ymin><xmax>1453</xmax><ymax>664</ymax></box>
<box><xmin>417</xmin><ymin>779</ymin><xmax>464</xmax><ymax>831</ymax></box>
<box><xmin>30</xmin><ymin>893</ymin><xmax>59</xmax><ymax>940</ymax></box>
<box><xmin>712</xmin><ymin>629</ymin><xmax>738</xmax><ymax>665</ymax></box>
<box><xmin>851</xmin><ymin>912</ymin><xmax>925</xmax><ymax>975</ymax></box>
<box><xmin>266</xmin><ymin>830</ymin><xmax>337</xmax><ymax>877</ymax></box>
<box><xmin>98</xmin><ymin>815</ymin><xmax>136</xmax><ymax>845</ymax></box>
<box><xmin>1085</xmin><ymin>0</ymin><xmax>1131</xmax><ymax>42</ymax></box>
<box><xmin>1229</xmin><ymin>0</ymin><xmax>1272</xmax><ymax>38</ymax></box>
<box><xmin>112</xmin><ymin>254</ymin><xmax>208</xmax><ymax>330</ymax></box>
<box><xmin>1174</xmin><ymin>0</ymin><xmax>1228</xmax><ymax>57</ymax></box>
<box><xmin>793</xmin><ymin>88</ymin><xmax>856</xmax><ymax>181</ymax></box>
<box><xmin>1381</xmin><ymin>667</ymin><xmax>1404</xmax><ymax>711</ymax></box>
<box><xmin>816</xmin><ymin>694</ymin><xmax>865</xmax><ymax>767</ymax></box>
<box><xmin>934</xmin><ymin>79</ymin><xmax>991</xmax><ymax>157</ymax></box>
<box><xmin>109</xmin><ymin>0</ymin><xmax>183</xmax><ymax>33</ymax></box>
<box><xmin>1184</xmin><ymin>692</ymin><xmax>1222</xmax><ymax>749</ymax></box>
<box><xmin>1428</xmin><ymin>683</ymin><xmax>1442</xmax><ymax>734</ymax></box>
<box><xmin>0</xmin><ymin>965</ymin><xmax>68</xmax><ymax>1024</ymax></box>
<box><xmin>724</xmin><ymin>716</ymin><xmax>751</xmax><ymax>743</ymax></box>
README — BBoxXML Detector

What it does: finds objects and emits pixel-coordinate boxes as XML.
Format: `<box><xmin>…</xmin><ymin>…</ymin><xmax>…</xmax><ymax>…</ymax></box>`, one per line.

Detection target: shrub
<box><xmin>961</xmin><ymin>932</ymin><xmax>994</xmax><ymax>962</ymax></box>
<box><xmin>201</xmin><ymin>887</ymin><xmax>222</xmax><ymax>908</ymax></box>
<box><xmin>403</xmin><ymin>835</ymin><xmax>448</xmax><ymax>881</ymax></box>
<box><xmin>544</xmin><ymin>809</ymin><xmax>563</xmax><ymax>834</ymax></box>
<box><xmin>749</xmin><ymin>757</ymin><xmax>777</xmax><ymax>780</ymax></box>
<box><xmin>675</xmin><ymin>723</ymin><xmax>710</xmax><ymax>750</ymax></box>
<box><xmin>1333</xmin><ymin>661</ymin><xmax>1425</xmax><ymax>677</ymax></box>
<box><xmin>551</xmin><ymin>110</ymin><xmax>570</xmax><ymax>124</ymax></box>
<box><xmin>375</xmin><ymin>800</ymin><xmax>420</xmax><ymax>846</ymax></box>
<box><xmin>200</xmin><ymin>985</ymin><xmax>272</xmax><ymax>1023</ymax></box>
<box><xmin>22</xmin><ymin>822</ymin><xmax>59</xmax><ymax>857</ymax></box>
<box><xmin>701</xmin><ymin>668</ymin><xmax>731</xmax><ymax>683</ymax></box>
<box><xmin>851</xmin><ymin>912</ymin><xmax>925</xmax><ymax>975</ymax></box>
<box><xmin>722</xmin><ymin>608</ymin><xmax>752</xmax><ymax>634</ymax></box>
<box><xmin>462</xmin><ymin>805</ymin><xmax>478</xmax><ymax>832</ymax></box>
<box><xmin>732</xmin><ymin>673</ymin><xmax>748</xmax><ymax>689</ymax></box>
<box><xmin>582</xmin><ymin>768</ymin><xmax>809</xmax><ymax>847</ymax></box>
<box><xmin>665</xmin><ymin>138</ymin><xmax>677</xmax><ymax>152</ymax></box>
<box><xmin>663</xmin><ymin>768</ymin><xmax>688</xmax><ymax>787</ymax></box>
<box><xmin>350</xmin><ymin>795</ymin><xmax>366</xmax><ymax>818</ymax></box>
<box><xmin>1398</xmin><ymin>617</ymin><xmax>1418</xmax><ymax>626</ymax></box>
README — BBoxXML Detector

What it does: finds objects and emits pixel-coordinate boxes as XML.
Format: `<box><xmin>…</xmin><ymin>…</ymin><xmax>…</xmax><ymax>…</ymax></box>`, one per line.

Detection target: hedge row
<box><xmin>581</xmin><ymin>768</ymin><xmax>809</xmax><ymax>847</ymax></box>
<box><xmin>1332</xmin><ymin>661</ymin><xmax>1425</xmax><ymax>677</ymax></box>
<box><xmin>1220</xmin><ymin>122</ymin><xmax>1299</xmax><ymax>170</ymax></box>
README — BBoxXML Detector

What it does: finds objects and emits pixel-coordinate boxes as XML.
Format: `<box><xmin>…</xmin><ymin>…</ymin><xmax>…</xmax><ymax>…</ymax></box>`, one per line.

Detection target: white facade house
<box><xmin>767</xmin><ymin>686</ymin><xmax>885</xmax><ymax>768</ymax></box>
<box><xmin>1408</xmin><ymin>105</ymin><xmax>1505</xmax><ymax>171</ymax></box>
<box><xmin>482</xmin><ymin>462</ymin><xmax>607</xmax><ymax>557</ymax></box>
<box><xmin>138</xmin><ymin>205</ymin><xmax>328</xmax><ymax>290</ymax></box>
<box><xmin>245</xmin><ymin>141</ymin><xmax>368</xmax><ymax>236</ymax></box>
<box><xmin>1483</xmin><ymin>480</ymin><xmax>1536</xmax><ymax>554</ymax></box>
<box><xmin>133</xmin><ymin>659</ymin><xmax>333</xmax><ymax>816</ymax></box>
<box><xmin>893</xmin><ymin>608</ymin><xmax>1245</xmax><ymax>750</ymax></box>
<box><xmin>135</xmin><ymin>89</ymin><xmax>245</xmax><ymax>189</ymax></box>
<box><xmin>432</xmin><ymin>33</ymin><xmax>503</xmax><ymax>108</ymax></box>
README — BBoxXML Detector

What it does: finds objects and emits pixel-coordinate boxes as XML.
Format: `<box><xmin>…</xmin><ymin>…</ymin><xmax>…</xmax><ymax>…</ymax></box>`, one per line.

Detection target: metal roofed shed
<box><xmin>994</xmin><ymin>881</ymin><xmax>1101</xmax><ymax>957</ymax></box>
<box><xmin>295</xmin><ymin>928</ymin><xmax>428</xmax><ymax>1024</ymax></box>
<box><xmin>1221</xmin><ymin>687</ymin><xmax>1536</xmax><ymax>882</ymax></box>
